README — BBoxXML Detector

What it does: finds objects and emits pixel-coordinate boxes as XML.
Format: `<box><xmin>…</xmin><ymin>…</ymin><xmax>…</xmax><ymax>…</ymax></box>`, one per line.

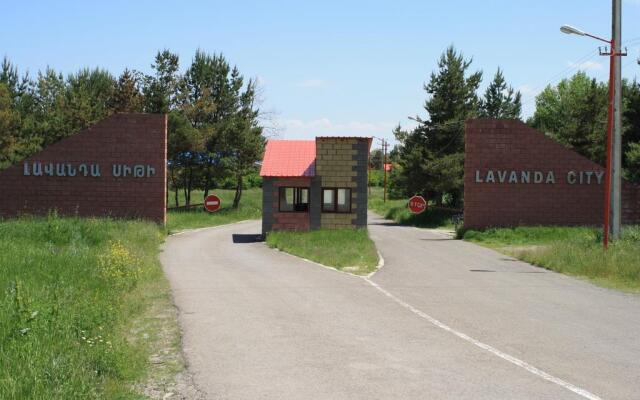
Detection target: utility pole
<box><xmin>372</xmin><ymin>136</ymin><xmax>390</xmax><ymax>202</ymax></box>
<box><xmin>382</xmin><ymin>139</ymin><xmax>388</xmax><ymax>203</ymax></box>
<box><xmin>611</xmin><ymin>0</ymin><xmax>622</xmax><ymax>239</ymax></box>
<box><xmin>561</xmin><ymin>0</ymin><xmax>626</xmax><ymax>248</ymax></box>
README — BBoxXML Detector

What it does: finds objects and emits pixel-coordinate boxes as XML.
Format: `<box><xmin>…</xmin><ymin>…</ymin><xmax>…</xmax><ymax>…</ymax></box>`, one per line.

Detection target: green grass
<box><xmin>166</xmin><ymin>188</ymin><xmax>262</xmax><ymax>233</ymax></box>
<box><xmin>368</xmin><ymin>187</ymin><xmax>458</xmax><ymax>229</ymax></box>
<box><xmin>463</xmin><ymin>226</ymin><xmax>595</xmax><ymax>247</ymax></box>
<box><xmin>266</xmin><ymin>229</ymin><xmax>379</xmax><ymax>275</ymax></box>
<box><xmin>0</xmin><ymin>186</ymin><xmax>263</xmax><ymax>398</ymax></box>
<box><xmin>464</xmin><ymin>225</ymin><xmax>640</xmax><ymax>291</ymax></box>
<box><xmin>0</xmin><ymin>213</ymin><xmax>174</xmax><ymax>399</ymax></box>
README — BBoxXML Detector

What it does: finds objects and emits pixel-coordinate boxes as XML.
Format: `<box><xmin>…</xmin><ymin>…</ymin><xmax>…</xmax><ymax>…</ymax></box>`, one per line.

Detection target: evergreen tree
<box><xmin>144</xmin><ymin>50</ymin><xmax>181</xmax><ymax>114</ymax></box>
<box><xmin>1</xmin><ymin>57</ymin><xmax>21</xmax><ymax>97</ymax></box>
<box><xmin>369</xmin><ymin>149</ymin><xmax>383</xmax><ymax>170</ymax></box>
<box><xmin>112</xmin><ymin>69</ymin><xmax>144</xmax><ymax>112</ymax></box>
<box><xmin>180</xmin><ymin>51</ymin><xmax>234</xmax><ymax>205</ymax></box>
<box><xmin>65</xmin><ymin>68</ymin><xmax>116</xmax><ymax>136</ymax></box>
<box><xmin>394</xmin><ymin>46</ymin><xmax>482</xmax><ymax>206</ymax></box>
<box><xmin>0</xmin><ymin>51</ymin><xmax>267</xmax><ymax>204</ymax></box>
<box><xmin>0</xmin><ymin>82</ymin><xmax>23</xmax><ymax>169</ymax></box>
<box><xmin>143</xmin><ymin>51</ymin><xmax>193</xmax><ymax>206</ymax></box>
<box><xmin>182</xmin><ymin>51</ymin><xmax>264</xmax><ymax>208</ymax></box>
<box><xmin>626</xmin><ymin>142</ymin><xmax>640</xmax><ymax>183</ymax></box>
<box><xmin>33</xmin><ymin>68</ymin><xmax>69</xmax><ymax>146</ymax></box>
<box><xmin>530</xmin><ymin>72</ymin><xmax>608</xmax><ymax>165</ymax></box>
<box><xmin>167</xmin><ymin>111</ymin><xmax>203</xmax><ymax>208</ymax></box>
<box><xmin>480</xmin><ymin>68</ymin><xmax>522</xmax><ymax>119</ymax></box>
<box><xmin>224</xmin><ymin>77</ymin><xmax>265</xmax><ymax>208</ymax></box>
<box><xmin>623</xmin><ymin>80</ymin><xmax>640</xmax><ymax>182</ymax></box>
<box><xmin>1</xmin><ymin>57</ymin><xmax>40</xmax><ymax>160</ymax></box>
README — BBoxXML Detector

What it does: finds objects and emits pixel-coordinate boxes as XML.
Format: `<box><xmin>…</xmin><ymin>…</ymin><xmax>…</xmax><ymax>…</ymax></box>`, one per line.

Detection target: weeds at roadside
<box><xmin>464</xmin><ymin>225</ymin><xmax>640</xmax><ymax>292</ymax></box>
<box><xmin>0</xmin><ymin>214</ymin><xmax>168</xmax><ymax>399</ymax></box>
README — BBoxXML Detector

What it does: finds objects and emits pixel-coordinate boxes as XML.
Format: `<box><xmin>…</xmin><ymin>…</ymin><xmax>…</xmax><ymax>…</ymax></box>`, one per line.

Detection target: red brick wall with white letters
<box><xmin>0</xmin><ymin>113</ymin><xmax>167</xmax><ymax>223</ymax></box>
<box><xmin>464</xmin><ymin>119</ymin><xmax>639</xmax><ymax>229</ymax></box>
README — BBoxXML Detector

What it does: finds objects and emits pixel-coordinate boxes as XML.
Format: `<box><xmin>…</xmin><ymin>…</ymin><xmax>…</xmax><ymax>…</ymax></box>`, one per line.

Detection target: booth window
<box><xmin>322</xmin><ymin>188</ymin><xmax>351</xmax><ymax>213</ymax></box>
<box><xmin>279</xmin><ymin>187</ymin><xmax>309</xmax><ymax>212</ymax></box>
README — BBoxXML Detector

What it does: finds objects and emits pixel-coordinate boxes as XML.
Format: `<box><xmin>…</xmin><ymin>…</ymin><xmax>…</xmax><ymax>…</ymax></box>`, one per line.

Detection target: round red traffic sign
<box><xmin>408</xmin><ymin>195</ymin><xmax>427</xmax><ymax>214</ymax></box>
<box><xmin>204</xmin><ymin>194</ymin><xmax>221</xmax><ymax>213</ymax></box>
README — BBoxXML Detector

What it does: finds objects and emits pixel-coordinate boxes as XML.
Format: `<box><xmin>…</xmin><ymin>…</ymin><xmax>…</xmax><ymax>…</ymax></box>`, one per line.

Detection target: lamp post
<box><xmin>561</xmin><ymin>1</ymin><xmax>625</xmax><ymax>248</ymax></box>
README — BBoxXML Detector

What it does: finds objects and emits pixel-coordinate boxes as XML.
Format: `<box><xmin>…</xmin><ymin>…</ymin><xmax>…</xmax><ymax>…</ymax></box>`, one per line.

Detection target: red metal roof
<box><xmin>260</xmin><ymin>140</ymin><xmax>316</xmax><ymax>177</ymax></box>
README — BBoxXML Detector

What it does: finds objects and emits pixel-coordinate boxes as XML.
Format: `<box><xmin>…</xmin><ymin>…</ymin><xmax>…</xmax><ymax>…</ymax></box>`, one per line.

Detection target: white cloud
<box><xmin>567</xmin><ymin>60</ymin><xmax>603</xmax><ymax>71</ymax></box>
<box><xmin>296</xmin><ymin>78</ymin><xmax>328</xmax><ymax>88</ymax></box>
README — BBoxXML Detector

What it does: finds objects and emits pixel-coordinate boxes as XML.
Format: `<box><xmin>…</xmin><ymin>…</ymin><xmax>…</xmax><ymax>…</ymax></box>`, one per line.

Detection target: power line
<box><xmin>516</xmin><ymin>37</ymin><xmax>640</xmax><ymax>108</ymax></box>
<box><xmin>393</xmin><ymin>37</ymin><xmax>640</xmax><ymax>144</ymax></box>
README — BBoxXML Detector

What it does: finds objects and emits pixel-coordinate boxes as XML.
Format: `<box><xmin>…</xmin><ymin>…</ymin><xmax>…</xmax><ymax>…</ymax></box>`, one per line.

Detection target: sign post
<box><xmin>408</xmin><ymin>195</ymin><xmax>427</xmax><ymax>214</ymax></box>
<box><xmin>204</xmin><ymin>194</ymin><xmax>221</xmax><ymax>213</ymax></box>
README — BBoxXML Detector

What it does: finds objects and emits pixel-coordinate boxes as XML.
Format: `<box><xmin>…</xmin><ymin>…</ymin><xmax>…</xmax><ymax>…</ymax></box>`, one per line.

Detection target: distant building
<box><xmin>260</xmin><ymin>137</ymin><xmax>371</xmax><ymax>233</ymax></box>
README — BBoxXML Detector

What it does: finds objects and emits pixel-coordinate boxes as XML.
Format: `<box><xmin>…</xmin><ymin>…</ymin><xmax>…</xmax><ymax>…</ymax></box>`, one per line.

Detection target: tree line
<box><xmin>390</xmin><ymin>46</ymin><xmax>640</xmax><ymax>207</ymax></box>
<box><xmin>0</xmin><ymin>50</ymin><xmax>265</xmax><ymax>208</ymax></box>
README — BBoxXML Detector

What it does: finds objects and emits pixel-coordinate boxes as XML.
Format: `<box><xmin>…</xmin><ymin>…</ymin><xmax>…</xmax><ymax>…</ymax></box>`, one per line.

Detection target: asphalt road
<box><xmin>160</xmin><ymin>214</ymin><xmax>640</xmax><ymax>400</ymax></box>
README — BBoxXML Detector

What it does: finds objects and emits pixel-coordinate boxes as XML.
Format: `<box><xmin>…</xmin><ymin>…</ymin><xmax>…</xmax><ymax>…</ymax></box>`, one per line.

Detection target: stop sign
<box><xmin>408</xmin><ymin>195</ymin><xmax>427</xmax><ymax>214</ymax></box>
<box><xmin>204</xmin><ymin>194</ymin><xmax>221</xmax><ymax>213</ymax></box>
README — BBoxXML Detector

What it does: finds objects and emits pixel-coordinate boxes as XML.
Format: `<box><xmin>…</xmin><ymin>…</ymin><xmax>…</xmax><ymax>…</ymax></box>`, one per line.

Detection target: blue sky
<box><xmin>2</xmin><ymin>1</ymin><xmax>640</xmax><ymax>148</ymax></box>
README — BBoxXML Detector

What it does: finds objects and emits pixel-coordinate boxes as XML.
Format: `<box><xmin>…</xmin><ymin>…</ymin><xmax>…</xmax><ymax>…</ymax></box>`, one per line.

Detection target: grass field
<box><xmin>0</xmin><ymin>214</ymin><xmax>179</xmax><ymax>399</ymax></box>
<box><xmin>166</xmin><ymin>188</ymin><xmax>262</xmax><ymax>233</ymax></box>
<box><xmin>367</xmin><ymin>187</ymin><xmax>459</xmax><ymax>229</ymax></box>
<box><xmin>266</xmin><ymin>229</ymin><xmax>379</xmax><ymax>275</ymax></box>
<box><xmin>464</xmin><ymin>226</ymin><xmax>640</xmax><ymax>291</ymax></box>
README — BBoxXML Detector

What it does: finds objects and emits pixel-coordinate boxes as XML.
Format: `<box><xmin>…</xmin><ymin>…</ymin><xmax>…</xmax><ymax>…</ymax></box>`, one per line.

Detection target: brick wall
<box><xmin>269</xmin><ymin>177</ymin><xmax>311</xmax><ymax>231</ymax></box>
<box><xmin>464</xmin><ymin>119</ymin><xmax>639</xmax><ymax>229</ymax></box>
<box><xmin>0</xmin><ymin>113</ymin><xmax>167</xmax><ymax>223</ymax></box>
<box><xmin>623</xmin><ymin>182</ymin><xmax>640</xmax><ymax>223</ymax></box>
<box><xmin>315</xmin><ymin>138</ymin><xmax>369</xmax><ymax>228</ymax></box>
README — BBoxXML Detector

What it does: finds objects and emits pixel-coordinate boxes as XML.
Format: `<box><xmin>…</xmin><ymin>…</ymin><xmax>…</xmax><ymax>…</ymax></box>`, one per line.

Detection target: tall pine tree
<box><xmin>181</xmin><ymin>51</ymin><xmax>264</xmax><ymax>208</ymax></box>
<box><xmin>144</xmin><ymin>50</ymin><xmax>181</xmax><ymax>114</ymax></box>
<box><xmin>112</xmin><ymin>69</ymin><xmax>144</xmax><ymax>113</ymax></box>
<box><xmin>395</xmin><ymin>46</ymin><xmax>482</xmax><ymax>207</ymax></box>
<box><xmin>0</xmin><ymin>82</ymin><xmax>23</xmax><ymax>169</ymax></box>
<box><xmin>480</xmin><ymin>68</ymin><xmax>522</xmax><ymax>119</ymax></box>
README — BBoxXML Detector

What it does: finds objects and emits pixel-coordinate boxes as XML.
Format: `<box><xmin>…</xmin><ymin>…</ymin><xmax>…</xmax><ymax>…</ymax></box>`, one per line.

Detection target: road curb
<box><xmin>265</xmin><ymin>244</ymin><xmax>385</xmax><ymax>279</ymax></box>
<box><xmin>168</xmin><ymin>219</ymin><xmax>257</xmax><ymax>236</ymax></box>
<box><xmin>365</xmin><ymin>250</ymin><xmax>385</xmax><ymax>278</ymax></box>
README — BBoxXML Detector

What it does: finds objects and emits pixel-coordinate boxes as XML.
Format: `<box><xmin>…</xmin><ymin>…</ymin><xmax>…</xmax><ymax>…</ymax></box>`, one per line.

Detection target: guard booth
<box><xmin>260</xmin><ymin>137</ymin><xmax>371</xmax><ymax>234</ymax></box>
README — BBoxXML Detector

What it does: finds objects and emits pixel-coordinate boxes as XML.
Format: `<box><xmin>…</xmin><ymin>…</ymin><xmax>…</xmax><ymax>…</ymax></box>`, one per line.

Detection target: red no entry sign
<box><xmin>408</xmin><ymin>195</ymin><xmax>427</xmax><ymax>214</ymax></box>
<box><xmin>204</xmin><ymin>194</ymin><xmax>221</xmax><ymax>213</ymax></box>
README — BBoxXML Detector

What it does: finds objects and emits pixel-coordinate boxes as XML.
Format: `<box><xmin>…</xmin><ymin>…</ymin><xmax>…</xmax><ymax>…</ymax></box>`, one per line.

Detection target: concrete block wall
<box><xmin>0</xmin><ymin>113</ymin><xmax>167</xmax><ymax>223</ymax></box>
<box><xmin>310</xmin><ymin>176</ymin><xmax>322</xmax><ymax>229</ymax></box>
<box><xmin>262</xmin><ymin>178</ymin><xmax>275</xmax><ymax>233</ymax></box>
<box><xmin>315</xmin><ymin>138</ymin><xmax>368</xmax><ymax>228</ymax></box>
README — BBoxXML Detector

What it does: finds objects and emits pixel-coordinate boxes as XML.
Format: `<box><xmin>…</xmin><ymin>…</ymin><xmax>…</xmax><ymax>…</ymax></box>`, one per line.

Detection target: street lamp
<box><xmin>560</xmin><ymin>24</ymin><xmax>609</xmax><ymax>43</ymax></box>
<box><xmin>560</xmin><ymin>25</ymin><xmax>586</xmax><ymax>36</ymax></box>
<box><xmin>560</xmin><ymin>6</ymin><xmax>625</xmax><ymax>249</ymax></box>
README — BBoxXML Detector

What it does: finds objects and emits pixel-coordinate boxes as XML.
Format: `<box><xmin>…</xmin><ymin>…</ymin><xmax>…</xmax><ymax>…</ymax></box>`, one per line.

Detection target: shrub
<box><xmin>98</xmin><ymin>241</ymin><xmax>141</xmax><ymax>287</ymax></box>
